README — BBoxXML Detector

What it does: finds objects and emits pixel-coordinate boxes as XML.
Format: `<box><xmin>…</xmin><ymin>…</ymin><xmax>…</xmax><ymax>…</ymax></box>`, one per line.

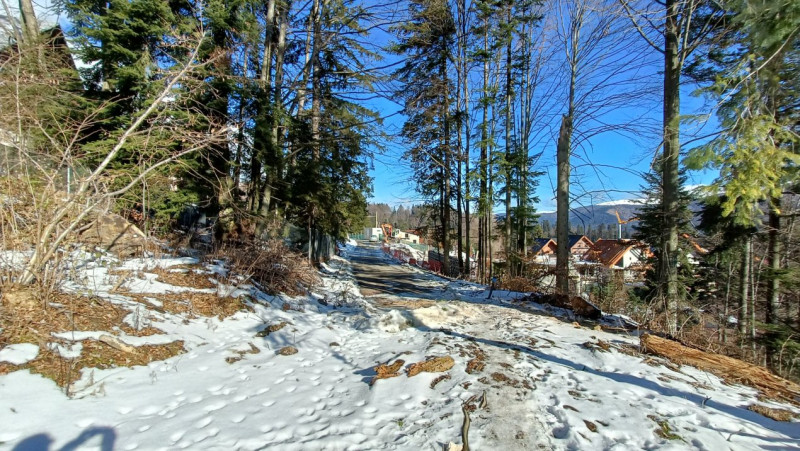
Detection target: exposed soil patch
<box><xmin>256</xmin><ymin>322</ymin><xmax>289</xmax><ymax>337</ymax></box>
<box><xmin>372</xmin><ymin>297</ymin><xmax>435</xmax><ymax>310</ymax></box>
<box><xmin>226</xmin><ymin>342</ymin><xmax>261</xmax><ymax>364</ymax></box>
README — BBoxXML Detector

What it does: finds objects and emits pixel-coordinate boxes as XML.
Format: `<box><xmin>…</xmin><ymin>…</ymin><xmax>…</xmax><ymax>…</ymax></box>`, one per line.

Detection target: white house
<box><xmin>395</xmin><ymin>230</ymin><xmax>420</xmax><ymax>244</ymax></box>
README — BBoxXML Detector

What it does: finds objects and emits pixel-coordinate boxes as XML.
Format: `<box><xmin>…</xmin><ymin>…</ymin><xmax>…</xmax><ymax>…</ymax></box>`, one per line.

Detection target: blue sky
<box><xmin>366</xmin><ymin>70</ymin><xmax>721</xmax><ymax>213</ymax></box>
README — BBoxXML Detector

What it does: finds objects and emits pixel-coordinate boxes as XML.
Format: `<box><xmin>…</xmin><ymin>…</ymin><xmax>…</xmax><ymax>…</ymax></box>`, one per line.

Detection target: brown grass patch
<box><xmin>226</xmin><ymin>342</ymin><xmax>261</xmax><ymax>364</ymax></box>
<box><xmin>148</xmin><ymin>267</ymin><xmax>217</xmax><ymax>289</ymax></box>
<box><xmin>465</xmin><ymin>344</ymin><xmax>487</xmax><ymax>374</ymax></box>
<box><xmin>0</xmin><ymin>287</ymin><xmax>184</xmax><ymax>390</ymax></box>
<box><xmin>407</xmin><ymin>356</ymin><xmax>454</xmax><ymax>377</ymax></box>
<box><xmin>430</xmin><ymin>373</ymin><xmax>451</xmax><ymax>389</ymax></box>
<box><xmin>125</xmin><ymin>292</ymin><xmax>247</xmax><ymax>319</ymax></box>
<box><xmin>1</xmin><ymin>289</ymin><xmax>164</xmax><ymax>344</ymax></box>
<box><xmin>748</xmin><ymin>404</ymin><xmax>796</xmax><ymax>422</ymax></box>
<box><xmin>372</xmin><ymin>359</ymin><xmax>406</xmax><ymax>385</ymax></box>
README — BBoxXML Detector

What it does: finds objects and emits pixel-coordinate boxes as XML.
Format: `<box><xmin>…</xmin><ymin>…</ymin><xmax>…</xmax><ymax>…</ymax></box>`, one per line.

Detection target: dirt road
<box><xmin>347</xmin><ymin>242</ymin><xmax>450</xmax><ymax>299</ymax></box>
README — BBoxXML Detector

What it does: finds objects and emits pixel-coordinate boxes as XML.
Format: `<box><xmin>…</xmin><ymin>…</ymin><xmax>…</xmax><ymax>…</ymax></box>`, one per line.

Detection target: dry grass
<box><xmin>0</xmin><ymin>286</ymin><xmax>184</xmax><ymax>390</ymax></box>
<box><xmin>148</xmin><ymin>267</ymin><xmax>217</xmax><ymax>289</ymax></box>
<box><xmin>748</xmin><ymin>404</ymin><xmax>796</xmax><ymax>422</ymax></box>
<box><xmin>499</xmin><ymin>276</ymin><xmax>539</xmax><ymax>293</ymax></box>
<box><xmin>213</xmin><ymin>240</ymin><xmax>319</xmax><ymax>296</ymax></box>
<box><xmin>125</xmin><ymin>292</ymin><xmax>249</xmax><ymax>319</ymax></box>
<box><xmin>407</xmin><ymin>356</ymin><xmax>455</xmax><ymax>377</ymax></box>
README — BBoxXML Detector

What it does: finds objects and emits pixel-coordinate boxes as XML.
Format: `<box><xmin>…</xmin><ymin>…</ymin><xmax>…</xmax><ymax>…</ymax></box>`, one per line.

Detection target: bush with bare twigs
<box><xmin>0</xmin><ymin>30</ymin><xmax>226</xmax><ymax>288</ymax></box>
<box><xmin>214</xmin><ymin>240</ymin><xmax>320</xmax><ymax>296</ymax></box>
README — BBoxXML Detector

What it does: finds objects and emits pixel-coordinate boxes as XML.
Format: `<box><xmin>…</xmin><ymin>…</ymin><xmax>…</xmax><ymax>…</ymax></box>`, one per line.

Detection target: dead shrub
<box><xmin>500</xmin><ymin>276</ymin><xmax>538</xmax><ymax>293</ymax></box>
<box><xmin>213</xmin><ymin>240</ymin><xmax>319</xmax><ymax>296</ymax></box>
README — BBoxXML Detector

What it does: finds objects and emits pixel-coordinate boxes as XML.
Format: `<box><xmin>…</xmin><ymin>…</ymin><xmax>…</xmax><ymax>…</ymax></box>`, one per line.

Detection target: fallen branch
<box><xmin>98</xmin><ymin>334</ymin><xmax>137</xmax><ymax>354</ymax></box>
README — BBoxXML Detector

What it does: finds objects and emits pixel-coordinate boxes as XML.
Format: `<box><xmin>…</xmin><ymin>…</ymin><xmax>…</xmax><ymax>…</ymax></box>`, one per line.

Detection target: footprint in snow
<box><xmin>75</xmin><ymin>418</ymin><xmax>95</xmax><ymax>428</ymax></box>
<box><xmin>194</xmin><ymin>416</ymin><xmax>213</xmax><ymax>428</ymax></box>
<box><xmin>170</xmin><ymin>430</ymin><xmax>185</xmax><ymax>443</ymax></box>
<box><xmin>262</xmin><ymin>400</ymin><xmax>276</xmax><ymax>407</ymax></box>
<box><xmin>256</xmin><ymin>387</ymin><xmax>270</xmax><ymax>395</ymax></box>
<box><xmin>117</xmin><ymin>406</ymin><xmax>133</xmax><ymax>415</ymax></box>
<box><xmin>203</xmin><ymin>401</ymin><xmax>227</xmax><ymax>412</ymax></box>
<box><xmin>231</xmin><ymin>415</ymin><xmax>246</xmax><ymax>424</ymax></box>
<box><xmin>274</xmin><ymin>377</ymin><xmax>286</xmax><ymax>384</ymax></box>
<box><xmin>137</xmin><ymin>425</ymin><xmax>151</xmax><ymax>432</ymax></box>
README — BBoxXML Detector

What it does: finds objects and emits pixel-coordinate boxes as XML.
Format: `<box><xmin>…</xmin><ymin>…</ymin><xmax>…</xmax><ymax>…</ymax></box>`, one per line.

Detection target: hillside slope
<box><xmin>0</xmin><ymin>244</ymin><xmax>797</xmax><ymax>450</ymax></box>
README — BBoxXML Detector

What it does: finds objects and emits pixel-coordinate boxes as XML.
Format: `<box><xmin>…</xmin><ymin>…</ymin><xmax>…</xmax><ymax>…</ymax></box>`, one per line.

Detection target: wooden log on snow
<box><xmin>98</xmin><ymin>334</ymin><xmax>138</xmax><ymax>354</ymax></box>
<box><xmin>640</xmin><ymin>334</ymin><xmax>800</xmax><ymax>404</ymax></box>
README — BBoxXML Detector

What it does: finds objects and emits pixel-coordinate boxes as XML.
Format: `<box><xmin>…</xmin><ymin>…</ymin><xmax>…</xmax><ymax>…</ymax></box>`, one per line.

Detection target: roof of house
<box><xmin>591</xmin><ymin>239</ymin><xmax>635</xmax><ymax>266</ymax></box>
<box><xmin>531</xmin><ymin>238</ymin><xmax>555</xmax><ymax>254</ymax></box>
<box><xmin>567</xmin><ymin>234</ymin><xmax>593</xmax><ymax>249</ymax></box>
<box><xmin>589</xmin><ymin>239</ymin><xmax>646</xmax><ymax>267</ymax></box>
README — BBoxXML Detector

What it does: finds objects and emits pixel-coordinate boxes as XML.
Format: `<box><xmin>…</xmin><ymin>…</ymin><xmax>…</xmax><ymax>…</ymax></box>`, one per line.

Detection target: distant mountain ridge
<box><xmin>536</xmin><ymin>200</ymin><xmax>645</xmax><ymax>229</ymax></box>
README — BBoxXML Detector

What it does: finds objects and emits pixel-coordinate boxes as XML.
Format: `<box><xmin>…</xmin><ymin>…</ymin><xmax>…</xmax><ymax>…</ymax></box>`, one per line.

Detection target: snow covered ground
<box><xmin>1</xmin><ymin>243</ymin><xmax>798</xmax><ymax>450</ymax></box>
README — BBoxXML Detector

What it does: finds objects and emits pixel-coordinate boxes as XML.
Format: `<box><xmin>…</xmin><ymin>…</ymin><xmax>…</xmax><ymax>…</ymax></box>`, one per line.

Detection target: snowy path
<box><xmin>1</xmin><ymin>243</ymin><xmax>798</xmax><ymax>450</ymax></box>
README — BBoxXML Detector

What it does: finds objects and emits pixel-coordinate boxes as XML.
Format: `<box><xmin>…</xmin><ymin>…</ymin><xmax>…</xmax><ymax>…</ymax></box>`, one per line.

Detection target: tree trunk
<box><xmin>478</xmin><ymin>17</ymin><xmax>489</xmax><ymax>284</ymax></box>
<box><xmin>504</xmin><ymin>14</ymin><xmax>513</xmax><ymax>276</ymax></box>
<box><xmin>260</xmin><ymin>0</ymin><xmax>277</xmax><ymax>85</ymax></box>
<box><xmin>660</xmin><ymin>0</ymin><xmax>681</xmax><ymax>336</ymax></box>
<box><xmin>441</xmin><ymin>49</ymin><xmax>451</xmax><ymax>278</ymax></box>
<box><xmin>765</xmin><ymin>198</ymin><xmax>783</xmax><ymax>367</ymax></box>
<box><xmin>555</xmin><ymin>114</ymin><xmax>571</xmax><ymax>295</ymax></box>
<box><xmin>739</xmin><ymin>236</ymin><xmax>751</xmax><ymax>344</ymax></box>
<box><xmin>456</xmin><ymin>71</ymin><xmax>464</xmax><ymax>277</ymax></box>
<box><xmin>458</xmin><ymin>0</ymin><xmax>470</xmax><ymax>280</ymax></box>
<box><xmin>310</xmin><ymin>0</ymin><xmax>324</xmax><ymax>161</ymax></box>
<box><xmin>18</xmin><ymin>0</ymin><xmax>38</xmax><ymax>45</ymax></box>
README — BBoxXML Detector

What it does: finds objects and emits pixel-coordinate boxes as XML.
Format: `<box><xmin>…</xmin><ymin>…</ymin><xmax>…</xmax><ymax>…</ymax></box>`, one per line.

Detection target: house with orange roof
<box><xmin>588</xmin><ymin>239</ymin><xmax>651</xmax><ymax>270</ymax></box>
